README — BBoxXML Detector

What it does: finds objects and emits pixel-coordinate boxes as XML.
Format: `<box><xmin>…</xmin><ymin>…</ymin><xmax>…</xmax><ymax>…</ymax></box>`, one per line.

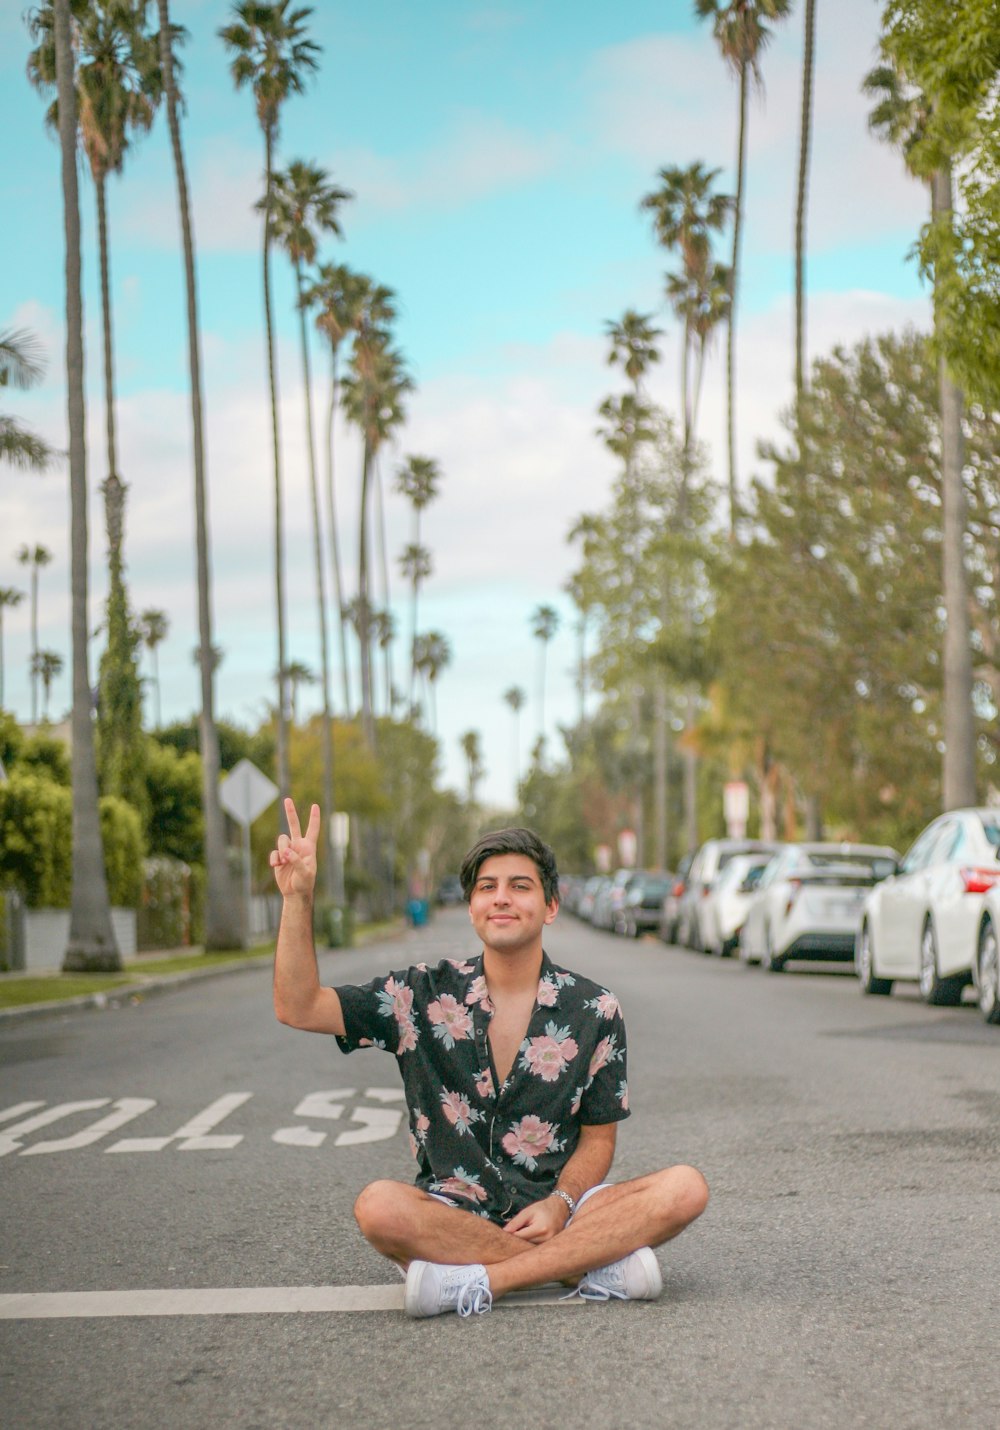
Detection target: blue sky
<box><xmin>2</xmin><ymin>0</ymin><xmax>928</xmax><ymax>807</ymax></box>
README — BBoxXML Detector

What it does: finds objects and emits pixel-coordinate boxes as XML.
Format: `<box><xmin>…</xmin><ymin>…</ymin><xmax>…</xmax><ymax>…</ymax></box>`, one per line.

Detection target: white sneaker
<box><xmin>404</xmin><ymin>1261</ymin><xmax>493</xmax><ymax>1319</ymax></box>
<box><xmin>573</xmin><ymin>1247</ymin><xmax>663</xmax><ymax>1302</ymax></box>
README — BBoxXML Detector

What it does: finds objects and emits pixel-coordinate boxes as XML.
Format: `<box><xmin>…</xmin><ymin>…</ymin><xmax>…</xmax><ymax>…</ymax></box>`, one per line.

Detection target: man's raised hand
<box><xmin>269</xmin><ymin>798</ymin><xmax>321</xmax><ymax>899</ymax></box>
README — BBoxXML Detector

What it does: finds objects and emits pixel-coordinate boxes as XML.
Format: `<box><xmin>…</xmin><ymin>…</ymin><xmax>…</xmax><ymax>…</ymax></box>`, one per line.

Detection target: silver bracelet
<box><xmin>550</xmin><ymin>1187</ymin><xmax>576</xmax><ymax>1215</ymax></box>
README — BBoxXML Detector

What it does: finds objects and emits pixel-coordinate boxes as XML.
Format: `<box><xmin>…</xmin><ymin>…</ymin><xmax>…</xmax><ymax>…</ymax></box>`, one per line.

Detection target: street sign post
<box><xmin>219</xmin><ymin>760</ymin><xmax>279</xmax><ymax>947</ymax></box>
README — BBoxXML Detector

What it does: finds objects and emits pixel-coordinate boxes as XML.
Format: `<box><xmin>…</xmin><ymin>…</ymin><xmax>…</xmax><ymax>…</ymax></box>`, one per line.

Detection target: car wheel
<box><xmin>976</xmin><ymin>917</ymin><xmax>1000</xmax><ymax>1025</ymax></box>
<box><xmin>856</xmin><ymin>921</ymin><xmax>892</xmax><ymax>996</ymax></box>
<box><xmin>918</xmin><ymin>920</ymin><xmax>964</xmax><ymax>1006</ymax></box>
<box><xmin>763</xmin><ymin>929</ymin><xmax>786</xmax><ymax>973</ymax></box>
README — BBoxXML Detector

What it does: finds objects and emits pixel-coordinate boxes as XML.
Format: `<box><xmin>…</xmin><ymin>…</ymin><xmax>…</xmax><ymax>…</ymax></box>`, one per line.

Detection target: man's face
<box><xmin>468</xmin><ymin>853</ymin><xmax>558</xmax><ymax>955</ymax></box>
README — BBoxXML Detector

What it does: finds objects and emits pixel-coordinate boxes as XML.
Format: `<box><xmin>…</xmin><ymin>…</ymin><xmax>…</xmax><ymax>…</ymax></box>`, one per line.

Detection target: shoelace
<box><xmin>560</xmin><ymin>1268</ymin><xmax>626</xmax><ymax>1303</ymax></box>
<box><xmin>456</xmin><ymin>1280</ymin><xmax>492</xmax><ymax>1317</ymax></box>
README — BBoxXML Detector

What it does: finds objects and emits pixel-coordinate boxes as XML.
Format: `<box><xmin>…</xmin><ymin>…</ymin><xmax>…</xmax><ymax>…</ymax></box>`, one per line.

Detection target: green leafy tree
<box><xmin>865</xmin><ymin>33</ymin><xmax>980</xmax><ymax>808</ymax></box>
<box><xmin>1</xmin><ymin>328</ymin><xmax>53</xmax><ymax>473</ymax></box>
<box><xmin>219</xmin><ymin>0</ymin><xmax>320</xmax><ymax>809</ymax></box>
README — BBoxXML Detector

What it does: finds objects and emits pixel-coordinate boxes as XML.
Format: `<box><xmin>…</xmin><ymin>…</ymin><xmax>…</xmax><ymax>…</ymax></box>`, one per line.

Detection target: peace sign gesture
<box><xmin>269</xmin><ymin>798</ymin><xmax>321</xmax><ymax>899</ymax></box>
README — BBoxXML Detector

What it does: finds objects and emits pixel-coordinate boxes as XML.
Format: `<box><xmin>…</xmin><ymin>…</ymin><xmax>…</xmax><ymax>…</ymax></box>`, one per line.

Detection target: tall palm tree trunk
<box><xmin>325</xmin><ymin>355</ymin><xmax>352</xmax><ymax>713</ymax></box>
<box><xmin>29</xmin><ymin>564</ymin><xmax>40</xmax><ymax>725</ymax></box>
<box><xmin>295</xmin><ymin>255</ymin><xmax>335</xmax><ymax>900</ymax></box>
<box><xmin>932</xmin><ymin>167</ymin><xmax>976</xmax><ymax>808</ymax></box>
<box><xmin>794</xmin><ymin>0</ymin><xmax>816</xmax><ymax>407</ymax></box>
<box><xmin>158</xmin><ymin>0</ymin><xmax>239</xmax><ymax>948</ymax></box>
<box><xmin>263</xmin><ymin>123</ymin><xmax>290</xmax><ymax>805</ymax></box>
<box><xmin>727</xmin><ymin>66</ymin><xmax>749</xmax><ymax>537</ymax></box>
<box><xmin>358</xmin><ymin>441</ymin><xmax>376</xmax><ymax>748</ymax></box>
<box><xmin>55</xmin><ymin>0</ymin><xmax>119</xmax><ymax>972</ymax></box>
<box><xmin>374</xmin><ymin>457</ymin><xmax>393</xmax><ymax>714</ymax></box>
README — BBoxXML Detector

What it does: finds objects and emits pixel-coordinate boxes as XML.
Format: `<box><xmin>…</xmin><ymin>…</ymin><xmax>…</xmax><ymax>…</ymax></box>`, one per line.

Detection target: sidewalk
<box><xmin>0</xmin><ymin>921</ymin><xmax>406</xmax><ymax>1026</ymax></box>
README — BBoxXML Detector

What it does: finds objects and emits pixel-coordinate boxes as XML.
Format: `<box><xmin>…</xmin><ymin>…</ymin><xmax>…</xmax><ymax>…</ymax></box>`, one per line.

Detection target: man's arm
<box><xmin>504</xmin><ymin>1122</ymin><xmax>617</xmax><ymax>1243</ymax></box>
<box><xmin>270</xmin><ymin>798</ymin><xmax>346</xmax><ymax>1036</ymax></box>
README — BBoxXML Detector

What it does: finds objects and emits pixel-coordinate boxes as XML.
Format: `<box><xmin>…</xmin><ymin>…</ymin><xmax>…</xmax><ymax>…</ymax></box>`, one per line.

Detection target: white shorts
<box><xmin>427</xmin><ymin>1181</ymin><xmax>614</xmax><ymax>1222</ymax></box>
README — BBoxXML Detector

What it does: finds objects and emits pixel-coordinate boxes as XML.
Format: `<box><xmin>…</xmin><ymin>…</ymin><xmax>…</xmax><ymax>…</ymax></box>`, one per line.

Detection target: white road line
<box><xmin>21</xmin><ymin>1099</ymin><xmax>156</xmax><ymax>1156</ymax></box>
<box><xmin>107</xmin><ymin>1092</ymin><xmax>252</xmax><ymax>1153</ymax></box>
<box><xmin>0</xmin><ymin>1285</ymin><xmax>582</xmax><ymax>1319</ymax></box>
<box><xmin>0</xmin><ymin>1100</ymin><xmax>109</xmax><ymax>1158</ymax></box>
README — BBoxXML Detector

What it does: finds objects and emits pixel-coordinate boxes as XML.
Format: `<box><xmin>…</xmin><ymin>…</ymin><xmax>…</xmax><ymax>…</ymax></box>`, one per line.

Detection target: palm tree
<box><xmin>643</xmin><ymin>161</ymin><xmax>732</xmax><ymax>853</ymax></box>
<box><xmin>530</xmin><ymin>604</ymin><xmax>560</xmax><ymax>751</ymax></box>
<box><xmin>139</xmin><ymin>607</ymin><xmax>168</xmax><ymax>727</ymax></box>
<box><xmin>502</xmin><ymin>684</ymin><xmax>525</xmax><ymax>795</ymax></box>
<box><xmin>413</xmin><ymin>631</ymin><xmax>450</xmax><ymax>735</ymax></box>
<box><xmin>370</xmin><ymin>607</ymin><xmax>396</xmax><ymax>715</ymax></box>
<box><xmin>641</xmin><ymin>162</ymin><xmax>733</xmax><ymax>462</ymax></box>
<box><xmin>341</xmin><ymin>323</ymin><xmax>412</xmax><ymax>748</ymax></box>
<box><xmin>1</xmin><ymin>327</ymin><xmax>54</xmax><ymax>472</ymax></box>
<box><xmin>155</xmin><ymin>0</ymin><xmax>239</xmax><ymax>949</ymax></box>
<box><xmin>605</xmin><ymin>311</ymin><xmax>662</xmax><ymax>398</ymax></box>
<box><xmin>459</xmin><ymin>729</ymin><xmax>484</xmax><ymax>807</ymax></box>
<box><xmin>17</xmin><ymin>543</ymin><xmax>52</xmax><ymax>726</ymax></box>
<box><xmin>270</xmin><ymin>158</ymin><xmax>351</xmax><ymax>894</ymax></box>
<box><xmin>304</xmin><ymin>261</ymin><xmax>374</xmax><ymax>713</ymax></box>
<box><xmin>281</xmin><ymin>659</ymin><xmax>315</xmax><ymax>724</ymax></box>
<box><xmin>219</xmin><ymin>1</ymin><xmax>320</xmax><ymax>807</ymax></box>
<box><xmin>398</xmin><ymin>539</ymin><xmax>433</xmax><ymax>711</ymax></box>
<box><xmin>28</xmin><ymin>0</ymin><xmax>158</xmax><ymax>782</ymax></box>
<box><xmin>694</xmin><ymin>0</ymin><xmax>791</xmax><ymax>534</ymax></box>
<box><xmin>0</xmin><ymin>587</ymin><xmax>25</xmax><ymax>709</ymax></box>
<box><xmin>865</xmin><ymin>58</ymin><xmax>976</xmax><ymax>809</ymax></box>
<box><xmin>32</xmin><ymin>649</ymin><xmax>64</xmax><ymax>721</ymax></box>
<box><xmin>794</xmin><ymin>0</ymin><xmax>817</xmax><ymax>411</ymax></box>
<box><xmin>51</xmin><ymin>0</ymin><xmax>119</xmax><ymax>971</ymax></box>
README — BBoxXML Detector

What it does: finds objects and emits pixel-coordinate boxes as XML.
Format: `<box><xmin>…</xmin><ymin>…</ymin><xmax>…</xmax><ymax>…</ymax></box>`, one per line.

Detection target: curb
<box><xmin>0</xmin><ymin>920</ymin><xmax>408</xmax><ymax>1027</ymax></box>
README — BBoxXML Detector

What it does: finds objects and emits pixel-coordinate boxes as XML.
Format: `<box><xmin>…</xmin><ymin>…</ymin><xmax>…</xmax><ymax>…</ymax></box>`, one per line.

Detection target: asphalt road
<box><xmin>3</xmin><ymin>909</ymin><xmax>1000</xmax><ymax>1429</ymax></box>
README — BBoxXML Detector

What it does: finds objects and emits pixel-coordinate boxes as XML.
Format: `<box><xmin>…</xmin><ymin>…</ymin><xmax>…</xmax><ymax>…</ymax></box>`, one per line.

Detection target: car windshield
<box><xmin>806</xmin><ymin>851</ymin><xmax>895</xmax><ymax>880</ymax></box>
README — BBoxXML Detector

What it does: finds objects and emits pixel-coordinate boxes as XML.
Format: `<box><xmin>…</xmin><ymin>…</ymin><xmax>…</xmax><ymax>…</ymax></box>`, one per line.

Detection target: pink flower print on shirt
<box><xmin>617</xmin><ymin>1079</ymin><xmax>629</xmax><ymax>1111</ymax></box>
<box><xmin>427</xmin><ymin>993</ymin><xmax>473</xmax><ymax>1048</ymax></box>
<box><xmin>587</xmin><ymin>1033</ymin><xmax>619</xmax><ymax>1082</ymax></box>
<box><xmin>519</xmin><ymin>1022</ymin><xmax>579</xmax><ymax>1082</ymax></box>
<box><xmin>475</xmin><ymin>1067</ymin><xmax>495</xmax><ymax>1100</ymax></box>
<box><xmin>377</xmin><ymin>976</ymin><xmax>419</xmax><ymax>1054</ymax></box>
<box><xmin>411</xmin><ymin>1110</ymin><xmax>430</xmax><ymax>1149</ymax></box>
<box><xmin>536</xmin><ymin>977</ymin><xmax>559</xmax><ymax>1007</ymax></box>
<box><xmin>432</xmin><ymin>1169</ymin><xmax>488</xmax><ymax>1203</ymax></box>
<box><xmin>464</xmin><ymin>975</ymin><xmax>493</xmax><ymax>1011</ymax></box>
<box><xmin>447</xmin><ymin>959</ymin><xmax>476</xmax><ymax>975</ymax></box>
<box><xmin>501</xmin><ymin>1114</ymin><xmax>565</xmax><ymax>1171</ymax></box>
<box><xmin>440</xmin><ymin>1089</ymin><xmax>483</xmax><ymax>1136</ymax></box>
<box><xmin>586</xmin><ymin>989</ymin><xmax>621</xmax><ymax>1020</ymax></box>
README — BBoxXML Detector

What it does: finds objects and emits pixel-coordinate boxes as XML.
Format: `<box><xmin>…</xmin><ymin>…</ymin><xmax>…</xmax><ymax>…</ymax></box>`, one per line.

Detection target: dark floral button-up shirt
<box><xmin>334</xmin><ymin>951</ymin><xmax>629</xmax><ymax>1224</ymax></box>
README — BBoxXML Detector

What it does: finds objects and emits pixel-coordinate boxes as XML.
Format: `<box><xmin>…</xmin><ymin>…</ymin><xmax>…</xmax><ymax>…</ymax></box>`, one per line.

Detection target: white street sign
<box><xmin>219</xmin><ymin>759</ymin><xmax>279</xmax><ymax>827</ymax></box>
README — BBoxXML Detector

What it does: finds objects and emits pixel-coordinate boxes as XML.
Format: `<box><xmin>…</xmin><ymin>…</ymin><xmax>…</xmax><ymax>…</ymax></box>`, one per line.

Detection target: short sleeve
<box><xmin>332</xmin><ymin>968</ymin><xmax>419</xmax><ymax>1056</ymax></box>
<box><xmin>578</xmin><ymin>1010</ymin><xmax>630</xmax><ymax>1126</ymax></box>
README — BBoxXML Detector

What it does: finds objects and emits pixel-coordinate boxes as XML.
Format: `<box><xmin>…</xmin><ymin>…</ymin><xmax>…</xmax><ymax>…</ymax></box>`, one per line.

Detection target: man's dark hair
<box><xmin>460</xmin><ymin>827</ymin><xmax>560</xmax><ymax>905</ymax></box>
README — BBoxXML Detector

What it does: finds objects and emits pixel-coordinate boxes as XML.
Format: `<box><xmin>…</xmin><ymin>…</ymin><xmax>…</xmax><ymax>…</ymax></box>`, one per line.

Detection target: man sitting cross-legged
<box><xmin>271</xmin><ymin>798</ymin><xmax>709</xmax><ymax>1318</ymax></box>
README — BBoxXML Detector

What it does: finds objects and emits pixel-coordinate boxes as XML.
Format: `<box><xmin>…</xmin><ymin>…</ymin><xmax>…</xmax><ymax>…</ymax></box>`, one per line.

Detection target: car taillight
<box><xmin>672</xmin><ymin>882</ymin><xmax>685</xmax><ymax>898</ymax></box>
<box><xmin>960</xmin><ymin>867</ymin><xmax>1000</xmax><ymax>894</ymax></box>
<box><xmin>784</xmin><ymin>878</ymin><xmax>802</xmax><ymax>917</ymax></box>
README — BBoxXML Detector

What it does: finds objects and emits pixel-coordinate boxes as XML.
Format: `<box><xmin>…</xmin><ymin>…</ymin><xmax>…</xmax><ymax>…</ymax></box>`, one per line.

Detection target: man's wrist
<box><xmin>282</xmin><ymin>891</ymin><xmax>314</xmax><ymax>910</ymax></box>
<box><xmin>549</xmin><ymin>1187</ymin><xmax>576</xmax><ymax>1216</ymax></box>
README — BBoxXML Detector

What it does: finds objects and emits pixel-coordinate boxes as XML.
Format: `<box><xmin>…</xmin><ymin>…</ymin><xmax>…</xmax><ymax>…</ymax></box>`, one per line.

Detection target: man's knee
<box><xmin>354</xmin><ymin>1179</ymin><xmax>410</xmax><ymax>1244</ymax></box>
<box><xmin>664</xmin><ymin>1163</ymin><xmax>709</xmax><ymax>1224</ymax></box>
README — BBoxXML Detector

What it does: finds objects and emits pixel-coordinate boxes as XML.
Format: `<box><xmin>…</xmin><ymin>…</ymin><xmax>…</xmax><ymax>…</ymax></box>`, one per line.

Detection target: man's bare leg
<box><xmin>354</xmin><ymin>1181</ymin><xmax>538</xmax><ymax>1268</ymax></box>
<box><xmin>484</xmin><ymin>1165</ymin><xmax>708</xmax><ymax>1298</ymax></box>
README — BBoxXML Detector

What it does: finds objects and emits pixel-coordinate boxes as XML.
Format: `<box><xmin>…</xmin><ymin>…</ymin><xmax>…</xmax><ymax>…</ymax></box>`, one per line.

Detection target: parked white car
<box><xmin>677</xmin><ymin>839</ymin><xmax>784</xmax><ymax>951</ymax></box>
<box><xmin>741</xmin><ymin>842</ymin><xmax>898</xmax><ymax>972</ymax></box>
<box><xmin>856</xmin><ymin>808</ymin><xmax>1000</xmax><ymax>1004</ymax></box>
<box><xmin>702</xmin><ymin>853</ymin><xmax>774</xmax><ymax>957</ymax></box>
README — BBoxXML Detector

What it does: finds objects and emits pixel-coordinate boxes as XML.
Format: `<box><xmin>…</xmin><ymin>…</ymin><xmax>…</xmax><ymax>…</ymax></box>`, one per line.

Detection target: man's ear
<box><xmin>544</xmin><ymin>900</ymin><xmax>559</xmax><ymax>925</ymax></box>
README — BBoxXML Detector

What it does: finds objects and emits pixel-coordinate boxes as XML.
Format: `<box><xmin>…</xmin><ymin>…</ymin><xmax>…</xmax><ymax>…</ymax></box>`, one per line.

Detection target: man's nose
<box><xmin>492</xmin><ymin>884</ymin><xmax>512</xmax><ymax>905</ymax></box>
